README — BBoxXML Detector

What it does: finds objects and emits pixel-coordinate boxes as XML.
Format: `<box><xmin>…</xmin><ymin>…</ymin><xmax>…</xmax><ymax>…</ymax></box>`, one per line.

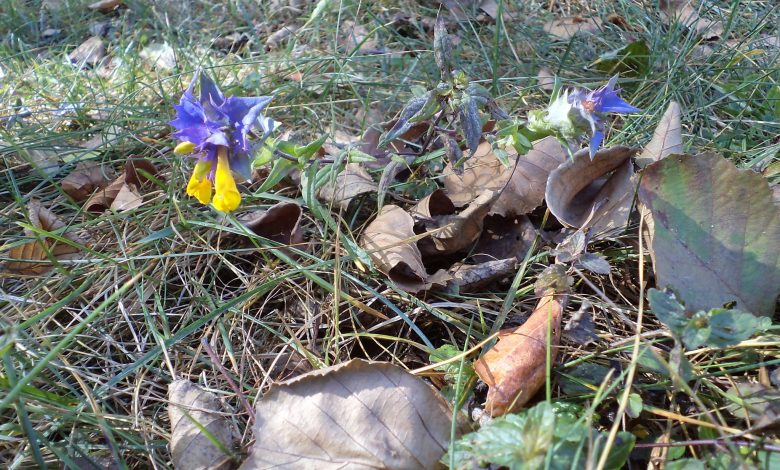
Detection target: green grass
<box><xmin>1</xmin><ymin>0</ymin><xmax>779</xmax><ymax>468</ymax></box>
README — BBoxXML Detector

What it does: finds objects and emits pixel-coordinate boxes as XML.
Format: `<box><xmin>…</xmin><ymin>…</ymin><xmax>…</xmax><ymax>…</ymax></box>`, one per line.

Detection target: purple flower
<box><xmin>170</xmin><ymin>72</ymin><xmax>276</xmax><ymax>211</ymax></box>
<box><xmin>568</xmin><ymin>75</ymin><xmax>640</xmax><ymax>158</ymax></box>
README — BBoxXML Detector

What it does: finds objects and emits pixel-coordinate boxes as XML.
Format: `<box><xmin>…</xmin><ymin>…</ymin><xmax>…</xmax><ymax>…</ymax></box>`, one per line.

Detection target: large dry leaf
<box><xmin>544</xmin><ymin>16</ymin><xmax>601</xmax><ymax>39</ymax></box>
<box><xmin>546</xmin><ymin>146</ymin><xmax>638</xmax><ymax>238</ymax></box>
<box><xmin>83</xmin><ymin>158</ymin><xmax>160</xmax><ymax>213</ymax></box>
<box><xmin>238</xmin><ymin>202</ymin><xmax>304</xmax><ymax>248</ymax></box>
<box><xmin>61</xmin><ymin>162</ymin><xmax>113</xmax><ymax>201</ymax></box>
<box><xmin>4</xmin><ymin>200</ymin><xmax>87</xmax><ymax>274</ymax></box>
<box><xmin>238</xmin><ymin>359</ymin><xmax>453</xmax><ymax>470</ymax></box>
<box><xmin>69</xmin><ymin>36</ymin><xmax>106</xmax><ymax>67</ymax></box>
<box><xmin>448</xmin><ymin>258</ymin><xmax>516</xmax><ymax>293</ymax></box>
<box><xmin>443</xmin><ymin>137</ymin><xmax>567</xmax><ymax>216</ymax></box>
<box><xmin>360</xmin><ymin>205</ymin><xmax>448</xmax><ymax>292</ymax></box>
<box><xmin>638</xmin><ymin>153</ymin><xmax>780</xmax><ymax>317</ymax></box>
<box><xmin>474</xmin><ymin>265</ymin><xmax>571</xmax><ymax>416</ymax></box>
<box><xmin>637</xmin><ymin>101</ymin><xmax>682</xmax><ymax>169</ymax></box>
<box><xmin>88</xmin><ymin>0</ymin><xmax>123</xmax><ymax>13</ymax></box>
<box><xmin>318</xmin><ymin>163</ymin><xmax>377</xmax><ymax>210</ymax></box>
<box><xmin>472</xmin><ymin>214</ymin><xmax>536</xmax><ymax>263</ymax></box>
<box><xmin>168</xmin><ymin>380</ymin><xmax>234</xmax><ymax>470</ymax></box>
<box><xmin>414</xmin><ymin>190</ymin><xmax>498</xmax><ymax>257</ymax></box>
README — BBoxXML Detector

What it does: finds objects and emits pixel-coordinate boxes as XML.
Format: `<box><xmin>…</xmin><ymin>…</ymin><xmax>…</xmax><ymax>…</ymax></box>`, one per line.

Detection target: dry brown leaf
<box><xmin>238</xmin><ymin>202</ymin><xmax>304</xmax><ymax>248</ymax></box>
<box><xmin>61</xmin><ymin>162</ymin><xmax>112</xmax><ymax>201</ymax></box>
<box><xmin>125</xmin><ymin>158</ymin><xmax>160</xmax><ymax>187</ymax></box>
<box><xmin>109</xmin><ymin>183</ymin><xmax>143</xmax><ymax>211</ymax></box>
<box><xmin>84</xmin><ymin>176</ymin><xmax>123</xmax><ymax>213</ymax></box>
<box><xmin>265</xmin><ymin>25</ymin><xmax>299</xmax><ymax>50</ymax></box>
<box><xmin>546</xmin><ymin>146</ymin><xmax>638</xmax><ymax>238</ymax></box>
<box><xmin>443</xmin><ymin>137</ymin><xmax>567</xmax><ymax>216</ymax></box>
<box><xmin>472</xmin><ymin>214</ymin><xmax>536</xmax><ymax>263</ymax></box>
<box><xmin>238</xmin><ymin>359</ymin><xmax>453</xmax><ymax>470</ymax></box>
<box><xmin>537</xmin><ymin>67</ymin><xmax>555</xmax><ymax>91</ymax></box>
<box><xmin>414</xmin><ymin>190</ymin><xmax>498</xmax><ymax>257</ymax></box>
<box><xmin>339</xmin><ymin>20</ymin><xmax>380</xmax><ymax>53</ymax></box>
<box><xmin>544</xmin><ymin>16</ymin><xmax>601</xmax><ymax>40</ymax></box>
<box><xmin>474</xmin><ymin>265</ymin><xmax>571</xmax><ymax>416</ymax></box>
<box><xmin>448</xmin><ymin>258</ymin><xmax>516</xmax><ymax>293</ymax></box>
<box><xmin>360</xmin><ymin>205</ymin><xmax>448</xmax><ymax>292</ymax></box>
<box><xmin>4</xmin><ymin>200</ymin><xmax>87</xmax><ymax>274</ymax></box>
<box><xmin>660</xmin><ymin>0</ymin><xmax>723</xmax><ymax>40</ymax></box>
<box><xmin>69</xmin><ymin>36</ymin><xmax>106</xmax><ymax>67</ymax></box>
<box><xmin>88</xmin><ymin>0</ymin><xmax>123</xmax><ymax>13</ymax></box>
<box><xmin>637</xmin><ymin>101</ymin><xmax>682</xmax><ymax>168</ymax></box>
<box><xmin>22</xmin><ymin>147</ymin><xmax>61</xmax><ymax>176</ymax></box>
<box><xmin>318</xmin><ymin>163</ymin><xmax>378</xmax><ymax>210</ymax></box>
<box><xmin>168</xmin><ymin>380</ymin><xmax>234</xmax><ymax>470</ymax></box>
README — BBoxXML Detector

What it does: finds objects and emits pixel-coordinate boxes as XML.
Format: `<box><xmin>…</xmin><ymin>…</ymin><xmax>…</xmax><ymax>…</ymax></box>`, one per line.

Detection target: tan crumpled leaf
<box><xmin>546</xmin><ymin>146</ymin><xmax>638</xmax><ymax>238</ymax></box>
<box><xmin>537</xmin><ymin>67</ymin><xmax>555</xmax><ymax>91</ymax></box>
<box><xmin>168</xmin><ymin>380</ymin><xmax>234</xmax><ymax>470</ymax></box>
<box><xmin>360</xmin><ymin>205</ymin><xmax>449</xmax><ymax>293</ymax></box>
<box><xmin>318</xmin><ymin>163</ymin><xmax>377</xmax><ymax>210</ymax></box>
<box><xmin>448</xmin><ymin>258</ymin><xmax>516</xmax><ymax>293</ymax></box>
<box><xmin>443</xmin><ymin>137</ymin><xmax>567</xmax><ymax>216</ymax></box>
<box><xmin>338</xmin><ymin>20</ymin><xmax>379</xmax><ymax>53</ymax></box>
<box><xmin>238</xmin><ymin>359</ymin><xmax>453</xmax><ymax>470</ymax></box>
<box><xmin>84</xmin><ymin>158</ymin><xmax>159</xmax><ymax>213</ymax></box>
<box><xmin>474</xmin><ymin>265</ymin><xmax>571</xmax><ymax>416</ymax></box>
<box><xmin>4</xmin><ymin>200</ymin><xmax>87</xmax><ymax>274</ymax></box>
<box><xmin>62</xmin><ymin>162</ymin><xmax>113</xmax><ymax>201</ymax></box>
<box><xmin>265</xmin><ymin>25</ymin><xmax>298</xmax><ymax>50</ymax></box>
<box><xmin>88</xmin><ymin>0</ymin><xmax>123</xmax><ymax>13</ymax></box>
<box><xmin>238</xmin><ymin>201</ymin><xmax>304</xmax><ymax>248</ymax></box>
<box><xmin>413</xmin><ymin>189</ymin><xmax>497</xmax><ymax>257</ymax></box>
<box><xmin>637</xmin><ymin>101</ymin><xmax>682</xmax><ymax>168</ymax></box>
<box><xmin>660</xmin><ymin>0</ymin><xmax>723</xmax><ymax>40</ymax></box>
<box><xmin>544</xmin><ymin>16</ymin><xmax>601</xmax><ymax>39</ymax></box>
<box><xmin>472</xmin><ymin>214</ymin><xmax>536</xmax><ymax>263</ymax></box>
<box><xmin>70</xmin><ymin>36</ymin><xmax>106</xmax><ymax>67</ymax></box>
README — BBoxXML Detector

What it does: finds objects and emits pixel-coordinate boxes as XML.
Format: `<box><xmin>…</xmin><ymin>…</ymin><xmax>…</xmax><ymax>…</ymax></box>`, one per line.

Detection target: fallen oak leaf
<box><xmin>238</xmin><ymin>359</ymin><xmax>454</xmax><ymax>470</ymax></box>
<box><xmin>61</xmin><ymin>161</ymin><xmax>113</xmax><ymax>201</ymax></box>
<box><xmin>237</xmin><ymin>201</ymin><xmax>305</xmax><ymax>248</ymax></box>
<box><xmin>475</xmin><ymin>265</ymin><xmax>572</xmax><ymax>416</ymax></box>
<box><xmin>443</xmin><ymin>137</ymin><xmax>567</xmax><ymax>216</ymax></box>
<box><xmin>168</xmin><ymin>379</ymin><xmax>235</xmax><ymax>470</ymax></box>
<box><xmin>545</xmin><ymin>146</ymin><xmax>638</xmax><ymax>238</ymax></box>
<box><xmin>83</xmin><ymin>158</ymin><xmax>160</xmax><ymax>213</ymax></box>
<box><xmin>3</xmin><ymin>199</ymin><xmax>87</xmax><ymax>274</ymax></box>
<box><xmin>360</xmin><ymin>205</ymin><xmax>449</xmax><ymax>293</ymax></box>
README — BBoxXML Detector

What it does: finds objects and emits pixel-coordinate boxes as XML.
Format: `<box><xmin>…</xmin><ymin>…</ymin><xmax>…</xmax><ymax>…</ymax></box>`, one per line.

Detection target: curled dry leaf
<box><xmin>546</xmin><ymin>146</ymin><xmax>638</xmax><ymax>238</ymax></box>
<box><xmin>61</xmin><ymin>162</ymin><xmax>113</xmax><ymax>201</ymax></box>
<box><xmin>537</xmin><ymin>67</ymin><xmax>555</xmax><ymax>91</ymax></box>
<box><xmin>637</xmin><ymin>101</ymin><xmax>682</xmax><ymax>168</ymax></box>
<box><xmin>4</xmin><ymin>200</ymin><xmax>87</xmax><ymax>275</ymax></box>
<box><xmin>443</xmin><ymin>137</ymin><xmax>567</xmax><ymax>216</ymax></box>
<box><xmin>638</xmin><ymin>153</ymin><xmax>780</xmax><ymax>317</ymax></box>
<box><xmin>660</xmin><ymin>0</ymin><xmax>724</xmax><ymax>40</ymax></box>
<box><xmin>265</xmin><ymin>25</ymin><xmax>298</xmax><ymax>50</ymax></box>
<box><xmin>544</xmin><ymin>16</ymin><xmax>601</xmax><ymax>40</ymax></box>
<box><xmin>448</xmin><ymin>258</ymin><xmax>516</xmax><ymax>293</ymax></box>
<box><xmin>69</xmin><ymin>36</ymin><xmax>106</xmax><ymax>67</ymax></box>
<box><xmin>360</xmin><ymin>205</ymin><xmax>449</xmax><ymax>293</ymax></box>
<box><xmin>237</xmin><ymin>201</ymin><xmax>304</xmax><ymax>248</ymax></box>
<box><xmin>88</xmin><ymin>0</ymin><xmax>123</xmax><ymax>13</ymax></box>
<box><xmin>338</xmin><ymin>20</ymin><xmax>381</xmax><ymax>54</ymax></box>
<box><xmin>168</xmin><ymin>379</ymin><xmax>234</xmax><ymax>470</ymax></box>
<box><xmin>317</xmin><ymin>163</ymin><xmax>377</xmax><ymax>210</ymax></box>
<box><xmin>474</xmin><ymin>265</ymin><xmax>571</xmax><ymax>416</ymax></box>
<box><xmin>472</xmin><ymin>214</ymin><xmax>536</xmax><ymax>263</ymax></box>
<box><xmin>83</xmin><ymin>158</ymin><xmax>159</xmax><ymax>213</ymax></box>
<box><xmin>238</xmin><ymin>359</ymin><xmax>453</xmax><ymax>470</ymax></box>
<box><xmin>414</xmin><ymin>190</ymin><xmax>498</xmax><ymax>257</ymax></box>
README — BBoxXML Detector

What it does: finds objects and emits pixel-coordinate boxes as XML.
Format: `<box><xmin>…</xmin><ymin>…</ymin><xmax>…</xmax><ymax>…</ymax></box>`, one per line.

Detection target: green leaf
<box><xmin>707</xmin><ymin>309</ymin><xmax>771</xmax><ymax>347</ymax></box>
<box><xmin>345</xmin><ymin>148</ymin><xmax>377</xmax><ymax>163</ymax></box>
<box><xmin>381</xmin><ymin>93</ymin><xmax>432</xmax><ymax>146</ymax></box>
<box><xmin>429</xmin><ymin>344</ymin><xmax>475</xmax><ymax>384</ymax></box>
<box><xmin>459</xmin><ymin>94</ymin><xmax>482</xmax><ymax>154</ymax></box>
<box><xmin>638</xmin><ymin>153</ymin><xmax>780</xmax><ymax>317</ymax></box>
<box><xmin>256</xmin><ymin>158</ymin><xmax>297</xmax><ymax>193</ymax></box>
<box><xmin>665</xmin><ymin>458</ymin><xmax>707</xmax><ymax>470</ymax></box>
<box><xmin>252</xmin><ymin>138</ymin><xmax>277</xmax><ymax>167</ymax></box>
<box><xmin>647</xmin><ymin>288</ymin><xmax>688</xmax><ymax>336</ymax></box>
<box><xmin>434</xmin><ymin>15</ymin><xmax>453</xmax><ymax>78</ymax></box>
<box><xmin>591</xmin><ymin>40</ymin><xmax>651</xmax><ymax>75</ymax></box>
<box><xmin>627</xmin><ymin>393</ymin><xmax>643</xmax><ymax>418</ymax></box>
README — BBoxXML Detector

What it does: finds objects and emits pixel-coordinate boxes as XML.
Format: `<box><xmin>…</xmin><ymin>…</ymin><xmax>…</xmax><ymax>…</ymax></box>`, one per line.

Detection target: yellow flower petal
<box><xmin>186</xmin><ymin>160</ymin><xmax>213</xmax><ymax>204</ymax></box>
<box><xmin>174</xmin><ymin>141</ymin><xmax>197</xmax><ymax>155</ymax></box>
<box><xmin>212</xmin><ymin>153</ymin><xmax>241</xmax><ymax>212</ymax></box>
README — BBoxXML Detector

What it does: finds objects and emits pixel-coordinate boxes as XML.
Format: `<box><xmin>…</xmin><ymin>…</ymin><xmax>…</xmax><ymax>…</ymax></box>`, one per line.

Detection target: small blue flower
<box><xmin>568</xmin><ymin>76</ymin><xmax>640</xmax><ymax>158</ymax></box>
<box><xmin>527</xmin><ymin>76</ymin><xmax>640</xmax><ymax>159</ymax></box>
<box><xmin>170</xmin><ymin>72</ymin><xmax>276</xmax><ymax>211</ymax></box>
